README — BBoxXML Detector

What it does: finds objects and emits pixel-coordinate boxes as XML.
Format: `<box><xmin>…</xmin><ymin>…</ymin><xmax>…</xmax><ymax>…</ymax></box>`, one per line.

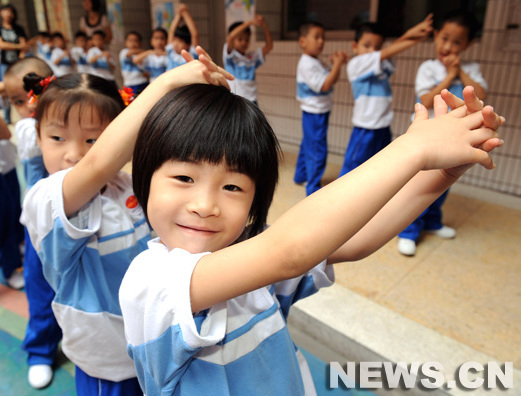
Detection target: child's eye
<box><xmin>14</xmin><ymin>100</ymin><xmax>25</xmax><ymax>106</ymax></box>
<box><xmin>224</xmin><ymin>184</ymin><xmax>242</xmax><ymax>192</ymax></box>
<box><xmin>175</xmin><ymin>175</ymin><xmax>194</xmax><ymax>183</ymax></box>
<box><xmin>51</xmin><ymin>136</ymin><xmax>64</xmax><ymax>142</ymax></box>
<box><xmin>86</xmin><ymin>139</ymin><xmax>97</xmax><ymax>144</ymax></box>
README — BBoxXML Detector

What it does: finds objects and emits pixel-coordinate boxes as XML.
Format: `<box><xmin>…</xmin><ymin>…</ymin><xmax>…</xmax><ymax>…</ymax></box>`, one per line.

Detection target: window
<box><xmin>283</xmin><ymin>0</ymin><xmax>488</xmax><ymax>39</ymax></box>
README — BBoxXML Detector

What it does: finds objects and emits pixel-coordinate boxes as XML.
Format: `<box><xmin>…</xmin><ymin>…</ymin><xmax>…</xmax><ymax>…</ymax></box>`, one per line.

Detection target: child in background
<box><xmin>397</xmin><ymin>9</ymin><xmax>488</xmax><ymax>256</ymax></box>
<box><xmin>31</xmin><ymin>32</ymin><xmax>53</xmax><ymax>67</ymax></box>
<box><xmin>70</xmin><ymin>31</ymin><xmax>89</xmax><ymax>73</ymax></box>
<box><xmin>294</xmin><ymin>21</ymin><xmax>347</xmax><ymax>196</ymax></box>
<box><xmin>20</xmin><ymin>73</ymin><xmax>148</xmax><ymax>396</ymax></box>
<box><xmin>50</xmin><ymin>32</ymin><xmax>75</xmax><ymax>77</ymax></box>
<box><xmin>0</xmin><ymin>115</ymin><xmax>24</xmax><ymax>289</ymax></box>
<box><xmin>87</xmin><ymin>30</ymin><xmax>116</xmax><ymax>83</ymax></box>
<box><xmin>339</xmin><ymin>14</ymin><xmax>433</xmax><ymax>177</ymax></box>
<box><xmin>4</xmin><ymin>57</ymin><xmax>62</xmax><ymax>389</ymax></box>
<box><xmin>116</xmin><ymin>49</ymin><xmax>503</xmax><ymax>395</ymax></box>
<box><xmin>166</xmin><ymin>3</ymin><xmax>199</xmax><ymax>70</ymax></box>
<box><xmin>133</xmin><ymin>27</ymin><xmax>168</xmax><ymax>83</ymax></box>
<box><xmin>223</xmin><ymin>14</ymin><xmax>273</xmax><ymax>103</ymax></box>
<box><xmin>120</xmin><ymin>31</ymin><xmax>148</xmax><ymax>95</ymax></box>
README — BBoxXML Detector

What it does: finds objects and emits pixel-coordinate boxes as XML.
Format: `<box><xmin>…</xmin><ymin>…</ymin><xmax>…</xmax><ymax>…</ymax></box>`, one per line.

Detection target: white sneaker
<box><xmin>398</xmin><ymin>238</ymin><xmax>416</xmax><ymax>256</ymax></box>
<box><xmin>28</xmin><ymin>364</ymin><xmax>53</xmax><ymax>389</ymax></box>
<box><xmin>426</xmin><ymin>225</ymin><xmax>456</xmax><ymax>239</ymax></box>
<box><xmin>6</xmin><ymin>270</ymin><xmax>25</xmax><ymax>289</ymax></box>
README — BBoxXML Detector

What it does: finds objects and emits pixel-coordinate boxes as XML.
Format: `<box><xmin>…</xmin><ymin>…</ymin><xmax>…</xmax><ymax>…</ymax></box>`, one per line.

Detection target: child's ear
<box><xmin>298</xmin><ymin>36</ymin><xmax>306</xmax><ymax>48</ymax></box>
<box><xmin>351</xmin><ymin>41</ymin><xmax>358</xmax><ymax>52</ymax></box>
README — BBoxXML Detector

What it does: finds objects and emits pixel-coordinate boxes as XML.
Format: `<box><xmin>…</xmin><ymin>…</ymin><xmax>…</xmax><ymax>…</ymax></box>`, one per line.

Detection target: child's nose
<box><xmin>187</xmin><ymin>192</ymin><xmax>220</xmax><ymax>217</ymax></box>
<box><xmin>65</xmin><ymin>143</ymin><xmax>85</xmax><ymax>164</ymax></box>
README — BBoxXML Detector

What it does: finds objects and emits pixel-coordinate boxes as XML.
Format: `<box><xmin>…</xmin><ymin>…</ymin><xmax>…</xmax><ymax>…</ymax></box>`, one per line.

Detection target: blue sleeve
<box><xmin>272</xmin><ymin>260</ymin><xmax>334</xmax><ymax>318</ymax></box>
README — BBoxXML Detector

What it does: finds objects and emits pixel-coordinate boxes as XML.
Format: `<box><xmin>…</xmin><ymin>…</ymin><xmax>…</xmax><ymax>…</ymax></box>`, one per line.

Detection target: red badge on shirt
<box><xmin>126</xmin><ymin>195</ymin><xmax>138</xmax><ymax>209</ymax></box>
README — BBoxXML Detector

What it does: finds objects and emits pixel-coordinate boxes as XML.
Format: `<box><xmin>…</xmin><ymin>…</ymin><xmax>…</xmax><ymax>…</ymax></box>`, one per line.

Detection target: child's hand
<box><xmin>331</xmin><ymin>50</ymin><xmax>348</xmax><ymax>65</ymax></box>
<box><xmin>254</xmin><ymin>14</ymin><xmax>267</xmax><ymax>27</ymax></box>
<box><xmin>177</xmin><ymin>3</ymin><xmax>189</xmax><ymax>14</ymax></box>
<box><xmin>406</xmin><ymin>98</ymin><xmax>501</xmax><ymax>172</ymax></box>
<box><xmin>442</xmin><ymin>54</ymin><xmax>460</xmax><ymax>75</ymax></box>
<box><xmin>181</xmin><ymin>46</ymin><xmax>234</xmax><ymax>88</ymax></box>
<box><xmin>404</xmin><ymin>13</ymin><xmax>433</xmax><ymax>40</ymax></box>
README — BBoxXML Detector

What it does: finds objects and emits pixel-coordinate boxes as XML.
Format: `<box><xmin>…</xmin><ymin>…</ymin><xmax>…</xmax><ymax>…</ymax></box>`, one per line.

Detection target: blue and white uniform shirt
<box><xmin>166</xmin><ymin>44</ymin><xmax>198</xmax><ymax>71</ymax></box>
<box><xmin>0</xmin><ymin>139</ymin><xmax>17</xmax><ymax>175</ymax></box>
<box><xmin>70</xmin><ymin>46</ymin><xmax>89</xmax><ymax>73</ymax></box>
<box><xmin>222</xmin><ymin>43</ymin><xmax>264</xmax><ymax>102</ymax></box>
<box><xmin>36</xmin><ymin>41</ymin><xmax>52</xmax><ymax>66</ymax></box>
<box><xmin>415</xmin><ymin>59</ymin><xmax>488</xmax><ymax>117</ymax></box>
<box><xmin>86</xmin><ymin>46</ymin><xmax>115</xmax><ymax>81</ymax></box>
<box><xmin>15</xmin><ymin>118</ymin><xmax>47</xmax><ymax>189</ymax></box>
<box><xmin>142</xmin><ymin>53</ymin><xmax>168</xmax><ymax>82</ymax></box>
<box><xmin>120</xmin><ymin>238</ymin><xmax>335</xmax><ymax>396</ymax></box>
<box><xmin>119</xmin><ymin>48</ymin><xmax>148</xmax><ymax>87</ymax></box>
<box><xmin>21</xmin><ymin>169</ymin><xmax>151</xmax><ymax>382</ymax></box>
<box><xmin>348</xmin><ymin>51</ymin><xmax>395</xmax><ymax>129</ymax></box>
<box><xmin>296</xmin><ymin>54</ymin><xmax>333</xmax><ymax>114</ymax></box>
<box><xmin>50</xmin><ymin>47</ymin><xmax>74</xmax><ymax>77</ymax></box>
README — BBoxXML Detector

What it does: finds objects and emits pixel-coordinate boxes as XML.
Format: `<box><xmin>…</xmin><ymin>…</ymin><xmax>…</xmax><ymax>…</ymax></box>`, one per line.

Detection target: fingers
<box><xmin>198</xmin><ymin>54</ymin><xmax>234</xmax><ymax>81</ymax></box>
<box><xmin>482</xmin><ymin>105</ymin><xmax>505</xmax><ymax>130</ymax></box>
<box><xmin>440</xmin><ymin>89</ymin><xmax>464</xmax><ymax>110</ymax></box>
<box><xmin>412</xmin><ymin>102</ymin><xmax>429</xmax><ymax>122</ymax></box>
<box><xmin>181</xmin><ymin>49</ymin><xmax>194</xmax><ymax>62</ymax></box>
<box><xmin>433</xmin><ymin>94</ymin><xmax>448</xmax><ymax>117</ymax></box>
<box><xmin>480</xmin><ymin>137</ymin><xmax>503</xmax><ymax>153</ymax></box>
<box><xmin>462</xmin><ymin>86</ymin><xmax>483</xmax><ymax>113</ymax></box>
<box><xmin>472</xmin><ymin>148</ymin><xmax>495</xmax><ymax>170</ymax></box>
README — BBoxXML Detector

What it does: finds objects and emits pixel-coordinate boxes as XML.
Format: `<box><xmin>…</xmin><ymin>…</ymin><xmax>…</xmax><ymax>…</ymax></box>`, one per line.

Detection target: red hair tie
<box><xmin>119</xmin><ymin>87</ymin><xmax>135</xmax><ymax>106</ymax></box>
<box><xmin>27</xmin><ymin>75</ymin><xmax>56</xmax><ymax>104</ymax></box>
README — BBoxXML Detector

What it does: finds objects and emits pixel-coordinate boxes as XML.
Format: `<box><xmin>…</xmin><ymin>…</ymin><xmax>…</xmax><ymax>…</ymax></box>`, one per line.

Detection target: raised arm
<box><xmin>189</xmin><ymin>90</ymin><xmax>502</xmax><ymax>313</ymax></box>
<box><xmin>381</xmin><ymin>13</ymin><xmax>433</xmax><ymax>60</ymax></box>
<box><xmin>329</xmin><ymin>88</ymin><xmax>503</xmax><ymax>262</ymax></box>
<box><xmin>168</xmin><ymin>7</ymin><xmax>183</xmax><ymax>44</ymax></box>
<box><xmin>180</xmin><ymin>5</ymin><xmax>199</xmax><ymax>48</ymax></box>
<box><xmin>62</xmin><ymin>48</ymin><xmax>233</xmax><ymax>216</ymax></box>
<box><xmin>255</xmin><ymin>15</ymin><xmax>273</xmax><ymax>56</ymax></box>
<box><xmin>321</xmin><ymin>50</ymin><xmax>348</xmax><ymax>92</ymax></box>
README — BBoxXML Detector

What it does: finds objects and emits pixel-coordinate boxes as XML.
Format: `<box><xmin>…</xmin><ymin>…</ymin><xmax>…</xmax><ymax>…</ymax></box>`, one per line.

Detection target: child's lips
<box><xmin>177</xmin><ymin>224</ymin><xmax>217</xmax><ymax>235</ymax></box>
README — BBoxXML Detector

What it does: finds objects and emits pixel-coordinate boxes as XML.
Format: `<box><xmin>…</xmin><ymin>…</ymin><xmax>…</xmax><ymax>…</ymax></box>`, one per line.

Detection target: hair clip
<box><xmin>119</xmin><ymin>87</ymin><xmax>135</xmax><ymax>106</ymax></box>
<box><xmin>27</xmin><ymin>75</ymin><xmax>56</xmax><ymax>104</ymax></box>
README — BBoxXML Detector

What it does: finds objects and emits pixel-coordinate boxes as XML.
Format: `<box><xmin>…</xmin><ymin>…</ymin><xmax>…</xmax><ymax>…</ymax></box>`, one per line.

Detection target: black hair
<box><xmin>32</xmin><ymin>73</ymin><xmax>124</xmax><ymax>134</ymax></box>
<box><xmin>38</xmin><ymin>31</ymin><xmax>51</xmax><ymax>38</ymax></box>
<box><xmin>174</xmin><ymin>25</ymin><xmax>191</xmax><ymax>45</ymax></box>
<box><xmin>126</xmin><ymin>31</ymin><xmax>142</xmax><ymax>41</ymax></box>
<box><xmin>51</xmin><ymin>32</ymin><xmax>64</xmax><ymax>40</ymax></box>
<box><xmin>92</xmin><ymin>29</ymin><xmax>106</xmax><ymax>39</ymax></box>
<box><xmin>132</xmin><ymin>84</ymin><xmax>281</xmax><ymax>240</ymax></box>
<box><xmin>298</xmin><ymin>21</ymin><xmax>324</xmax><ymax>38</ymax></box>
<box><xmin>152</xmin><ymin>27</ymin><xmax>168</xmax><ymax>40</ymax></box>
<box><xmin>74</xmin><ymin>30</ymin><xmax>87</xmax><ymax>40</ymax></box>
<box><xmin>438</xmin><ymin>9</ymin><xmax>479</xmax><ymax>42</ymax></box>
<box><xmin>354</xmin><ymin>22</ymin><xmax>385</xmax><ymax>42</ymax></box>
<box><xmin>228</xmin><ymin>21</ymin><xmax>251</xmax><ymax>35</ymax></box>
<box><xmin>0</xmin><ymin>4</ymin><xmax>18</xmax><ymax>24</ymax></box>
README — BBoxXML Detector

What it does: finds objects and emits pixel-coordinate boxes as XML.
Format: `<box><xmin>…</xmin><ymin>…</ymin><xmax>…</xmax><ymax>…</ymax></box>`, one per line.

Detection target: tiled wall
<box><xmin>255</xmin><ymin>0</ymin><xmax>521</xmax><ymax>198</ymax></box>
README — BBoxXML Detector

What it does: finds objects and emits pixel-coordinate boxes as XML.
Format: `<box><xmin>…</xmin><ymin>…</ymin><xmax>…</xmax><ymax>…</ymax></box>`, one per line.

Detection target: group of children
<box><xmin>294</xmin><ymin>9</ymin><xmax>488</xmax><ymax>256</ymax></box>
<box><xmin>0</xmin><ymin>6</ymin><xmax>499</xmax><ymax>396</ymax></box>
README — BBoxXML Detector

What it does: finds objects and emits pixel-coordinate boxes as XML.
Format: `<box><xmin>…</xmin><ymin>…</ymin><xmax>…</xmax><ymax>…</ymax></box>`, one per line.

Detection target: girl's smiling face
<box><xmin>147</xmin><ymin>159</ymin><xmax>255</xmax><ymax>253</ymax></box>
<box><xmin>37</xmin><ymin>104</ymin><xmax>107</xmax><ymax>174</ymax></box>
